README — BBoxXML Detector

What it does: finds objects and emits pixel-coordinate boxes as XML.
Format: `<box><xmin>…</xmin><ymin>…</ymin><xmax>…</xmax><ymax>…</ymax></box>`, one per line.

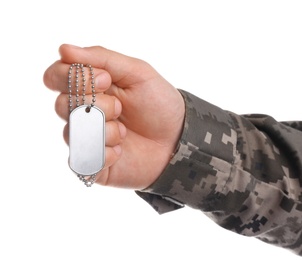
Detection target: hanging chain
<box><xmin>68</xmin><ymin>63</ymin><xmax>97</xmax><ymax>187</ymax></box>
<box><xmin>68</xmin><ymin>63</ymin><xmax>95</xmax><ymax>111</ymax></box>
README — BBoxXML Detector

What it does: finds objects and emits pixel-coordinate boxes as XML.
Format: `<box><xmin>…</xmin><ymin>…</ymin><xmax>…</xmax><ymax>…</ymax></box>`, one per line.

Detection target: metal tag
<box><xmin>69</xmin><ymin>105</ymin><xmax>105</xmax><ymax>176</ymax></box>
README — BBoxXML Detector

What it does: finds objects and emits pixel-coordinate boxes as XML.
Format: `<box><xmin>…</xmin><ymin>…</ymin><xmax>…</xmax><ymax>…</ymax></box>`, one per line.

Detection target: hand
<box><xmin>43</xmin><ymin>44</ymin><xmax>185</xmax><ymax>190</ymax></box>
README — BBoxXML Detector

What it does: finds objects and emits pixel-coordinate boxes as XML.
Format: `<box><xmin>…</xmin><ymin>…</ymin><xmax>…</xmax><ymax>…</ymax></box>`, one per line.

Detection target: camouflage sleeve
<box><xmin>136</xmin><ymin>89</ymin><xmax>302</xmax><ymax>255</ymax></box>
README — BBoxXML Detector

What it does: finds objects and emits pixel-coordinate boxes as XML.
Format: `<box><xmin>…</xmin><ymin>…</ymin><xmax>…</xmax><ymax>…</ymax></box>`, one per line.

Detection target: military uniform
<box><xmin>136</xmin><ymin>90</ymin><xmax>302</xmax><ymax>256</ymax></box>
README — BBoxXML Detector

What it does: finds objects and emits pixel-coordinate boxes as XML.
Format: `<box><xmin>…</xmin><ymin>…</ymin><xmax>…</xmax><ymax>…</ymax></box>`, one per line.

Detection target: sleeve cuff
<box><xmin>136</xmin><ymin>89</ymin><xmax>237</xmax><ymax>214</ymax></box>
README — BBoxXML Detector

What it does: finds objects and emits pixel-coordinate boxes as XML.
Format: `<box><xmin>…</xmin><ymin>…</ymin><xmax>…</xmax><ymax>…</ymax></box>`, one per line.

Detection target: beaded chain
<box><xmin>68</xmin><ymin>63</ymin><xmax>96</xmax><ymax>112</ymax></box>
<box><xmin>68</xmin><ymin>63</ymin><xmax>98</xmax><ymax>187</ymax></box>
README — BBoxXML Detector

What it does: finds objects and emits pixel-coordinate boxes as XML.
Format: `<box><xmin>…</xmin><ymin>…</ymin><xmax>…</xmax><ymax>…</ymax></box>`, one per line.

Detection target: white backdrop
<box><xmin>0</xmin><ymin>1</ymin><xmax>301</xmax><ymax>259</ymax></box>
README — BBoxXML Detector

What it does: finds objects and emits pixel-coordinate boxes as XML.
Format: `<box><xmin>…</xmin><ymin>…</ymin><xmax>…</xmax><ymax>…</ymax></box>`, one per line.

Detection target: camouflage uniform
<box><xmin>136</xmin><ymin>90</ymin><xmax>302</xmax><ymax>256</ymax></box>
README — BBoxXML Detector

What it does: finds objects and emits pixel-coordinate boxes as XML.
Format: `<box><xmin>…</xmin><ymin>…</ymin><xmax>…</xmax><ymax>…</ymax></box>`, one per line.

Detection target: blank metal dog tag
<box><xmin>69</xmin><ymin>105</ymin><xmax>105</xmax><ymax>176</ymax></box>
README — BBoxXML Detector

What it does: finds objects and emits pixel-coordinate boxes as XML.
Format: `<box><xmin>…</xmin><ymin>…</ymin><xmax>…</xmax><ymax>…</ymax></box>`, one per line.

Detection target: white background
<box><xmin>0</xmin><ymin>0</ymin><xmax>301</xmax><ymax>259</ymax></box>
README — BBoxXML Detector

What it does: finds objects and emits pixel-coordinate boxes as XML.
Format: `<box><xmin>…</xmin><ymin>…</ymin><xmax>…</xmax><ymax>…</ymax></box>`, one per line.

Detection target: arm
<box><xmin>138</xmin><ymin>90</ymin><xmax>302</xmax><ymax>255</ymax></box>
<box><xmin>44</xmin><ymin>44</ymin><xmax>302</xmax><ymax>255</ymax></box>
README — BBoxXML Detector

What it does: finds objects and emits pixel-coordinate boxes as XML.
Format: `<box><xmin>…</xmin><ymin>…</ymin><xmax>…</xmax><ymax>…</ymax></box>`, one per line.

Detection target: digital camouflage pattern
<box><xmin>136</xmin><ymin>90</ymin><xmax>302</xmax><ymax>256</ymax></box>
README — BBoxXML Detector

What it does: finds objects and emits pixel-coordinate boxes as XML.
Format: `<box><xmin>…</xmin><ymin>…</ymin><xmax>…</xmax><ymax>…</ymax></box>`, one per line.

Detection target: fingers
<box><xmin>105</xmin><ymin>121</ymin><xmax>127</xmax><ymax>146</ymax></box>
<box><xmin>43</xmin><ymin>60</ymin><xmax>112</xmax><ymax>93</ymax></box>
<box><xmin>44</xmin><ymin>44</ymin><xmax>159</xmax><ymax>97</ymax></box>
<box><xmin>55</xmin><ymin>93</ymin><xmax>122</xmax><ymax>122</ymax></box>
<box><xmin>58</xmin><ymin>44</ymin><xmax>157</xmax><ymax>86</ymax></box>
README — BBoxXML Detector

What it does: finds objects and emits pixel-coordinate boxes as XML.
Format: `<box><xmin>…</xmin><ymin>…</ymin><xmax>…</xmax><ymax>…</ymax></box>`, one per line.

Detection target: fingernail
<box><xmin>114</xmin><ymin>98</ymin><xmax>122</xmax><ymax>118</ymax></box>
<box><xmin>118</xmin><ymin>122</ymin><xmax>127</xmax><ymax>139</ymax></box>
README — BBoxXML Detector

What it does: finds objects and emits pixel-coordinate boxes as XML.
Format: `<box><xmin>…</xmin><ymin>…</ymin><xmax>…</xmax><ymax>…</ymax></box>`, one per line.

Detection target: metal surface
<box><xmin>69</xmin><ymin>105</ymin><xmax>105</xmax><ymax>176</ymax></box>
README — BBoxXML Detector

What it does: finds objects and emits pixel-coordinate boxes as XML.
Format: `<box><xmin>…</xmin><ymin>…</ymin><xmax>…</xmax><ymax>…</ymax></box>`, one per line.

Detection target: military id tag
<box><xmin>67</xmin><ymin>63</ymin><xmax>105</xmax><ymax>187</ymax></box>
<box><xmin>69</xmin><ymin>105</ymin><xmax>105</xmax><ymax>177</ymax></box>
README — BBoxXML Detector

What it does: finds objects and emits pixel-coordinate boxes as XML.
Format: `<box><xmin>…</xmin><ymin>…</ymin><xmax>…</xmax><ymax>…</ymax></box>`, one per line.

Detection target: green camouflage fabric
<box><xmin>136</xmin><ymin>90</ymin><xmax>302</xmax><ymax>256</ymax></box>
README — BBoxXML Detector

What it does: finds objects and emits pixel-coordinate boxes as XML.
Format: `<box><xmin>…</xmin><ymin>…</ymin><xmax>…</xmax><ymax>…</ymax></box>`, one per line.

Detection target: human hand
<box><xmin>43</xmin><ymin>44</ymin><xmax>185</xmax><ymax>190</ymax></box>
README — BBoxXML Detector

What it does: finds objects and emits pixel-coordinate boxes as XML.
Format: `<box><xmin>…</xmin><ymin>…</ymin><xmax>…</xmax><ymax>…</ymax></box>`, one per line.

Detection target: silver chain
<box><xmin>68</xmin><ymin>63</ymin><xmax>97</xmax><ymax>187</ymax></box>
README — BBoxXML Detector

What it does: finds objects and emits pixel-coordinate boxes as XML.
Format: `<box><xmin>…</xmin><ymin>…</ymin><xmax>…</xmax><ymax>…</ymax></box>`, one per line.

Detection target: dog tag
<box><xmin>69</xmin><ymin>105</ymin><xmax>105</xmax><ymax>176</ymax></box>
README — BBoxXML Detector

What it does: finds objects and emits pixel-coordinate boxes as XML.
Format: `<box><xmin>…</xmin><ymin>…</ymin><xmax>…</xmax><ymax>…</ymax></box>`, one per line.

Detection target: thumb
<box><xmin>59</xmin><ymin>44</ymin><xmax>156</xmax><ymax>87</ymax></box>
